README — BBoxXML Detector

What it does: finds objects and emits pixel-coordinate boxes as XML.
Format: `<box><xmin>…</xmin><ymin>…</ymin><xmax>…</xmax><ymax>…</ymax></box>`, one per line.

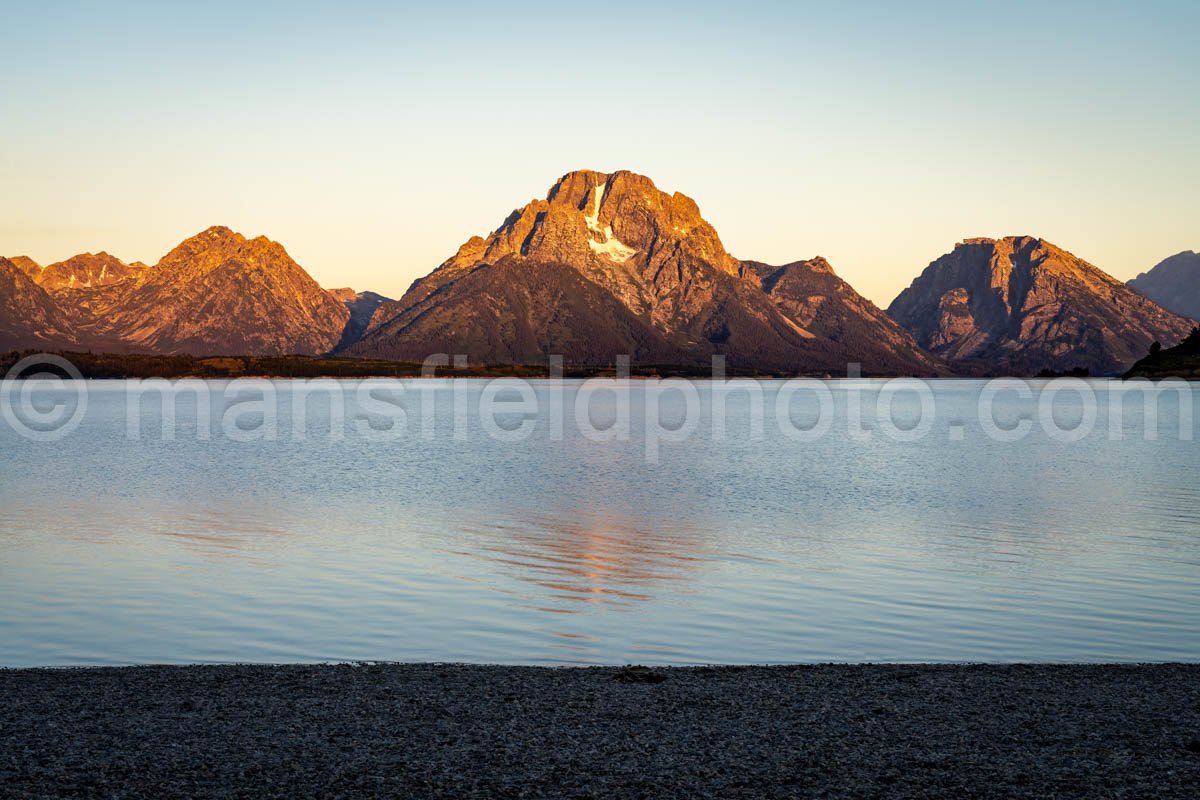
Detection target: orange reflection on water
<box><xmin>454</xmin><ymin>508</ymin><xmax>716</xmax><ymax>611</ymax></box>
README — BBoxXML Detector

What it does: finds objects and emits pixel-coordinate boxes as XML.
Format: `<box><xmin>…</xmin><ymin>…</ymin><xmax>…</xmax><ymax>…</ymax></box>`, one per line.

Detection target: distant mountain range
<box><xmin>1</xmin><ymin>170</ymin><xmax>1196</xmax><ymax>376</ymax></box>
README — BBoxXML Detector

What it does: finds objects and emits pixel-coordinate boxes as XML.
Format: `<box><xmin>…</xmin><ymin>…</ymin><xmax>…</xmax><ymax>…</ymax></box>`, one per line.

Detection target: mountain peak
<box><xmin>889</xmin><ymin>237</ymin><xmax>1193</xmax><ymax>374</ymax></box>
<box><xmin>77</xmin><ymin>224</ymin><xmax>350</xmax><ymax>352</ymax></box>
<box><xmin>803</xmin><ymin>256</ymin><xmax>834</xmax><ymax>273</ymax></box>
<box><xmin>39</xmin><ymin>251</ymin><xmax>145</xmax><ymax>291</ymax></box>
<box><xmin>199</xmin><ymin>225</ymin><xmax>238</xmax><ymax>239</ymax></box>
<box><xmin>1128</xmin><ymin>250</ymin><xmax>1200</xmax><ymax>321</ymax></box>
<box><xmin>1133</xmin><ymin>250</ymin><xmax>1200</xmax><ymax>279</ymax></box>
<box><xmin>956</xmin><ymin>235</ymin><xmax>1059</xmax><ymax>253</ymax></box>
<box><xmin>35</xmin><ymin>225</ymin><xmax>354</xmax><ymax>356</ymax></box>
<box><xmin>546</xmin><ymin>169</ymin><xmax>609</xmax><ymax>207</ymax></box>
<box><xmin>957</xmin><ymin>234</ymin><xmax>1045</xmax><ymax>248</ymax></box>
<box><xmin>6</xmin><ymin>255</ymin><xmax>43</xmax><ymax>280</ymax></box>
<box><xmin>426</xmin><ymin>169</ymin><xmax>737</xmax><ymax>287</ymax></box>
<box><xmin>351</xmin><ymin>169</ymin><xmax>946</xmax><ymax>375</ymax></box>
<box><xmin>159</xmin><ymin>226</ymin><xmax>297</xmax><ymax>272</ymax></box>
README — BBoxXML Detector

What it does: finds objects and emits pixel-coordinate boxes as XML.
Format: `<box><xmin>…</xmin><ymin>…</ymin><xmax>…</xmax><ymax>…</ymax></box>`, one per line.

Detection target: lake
<box><xmin>1</xmin><ymin>378</ymin><xmax>1197</xmax><ymax>666</ymax></box>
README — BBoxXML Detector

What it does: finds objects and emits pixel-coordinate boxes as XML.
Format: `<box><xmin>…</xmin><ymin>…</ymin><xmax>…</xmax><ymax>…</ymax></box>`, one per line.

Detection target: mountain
<box><xmin>1128</xmin><ymin>251</ymin><xmax>1200</xmax><ymax>321</ymax></box>
<box><xmin>745</xmin><ymin>257</ymin><xmax>945</xmax><ymax>376</ymax></box>
<box><xmin>328</xmin><ymin>288</ymin><xmax>393</xmax><ymax>351</ymax></box>
<box><xmin>887</xmin><ymin>236</ymin><xmax>1195</xmax><ymax>375</ymax></box>
<box><xmin>8</xmin><ymin>256</ymin><xmax>43</xmax><ymax>281</ymax></box>
<box><xmin>66</xmin><ymin>226</ymin><xmax>350</xmax><ymax>356</ymax></box>
<box><xmin>37</xmin><ymin>253</ymin><xmax>153</xmax><ymax>334</ymax></box>
<box><xmin>38</xmin><ymin>252</ymin><xmax>148</xmax><ymax>291</ymax></box>
<box><xmin>349</xmin><ymin>169</ymin><xmax>946</xmax><ymax>375</ymax></box>
<box><xmin>0</xmin><ymin>257</ymin><xmax>77</xmax><ymax>350</ymax></box>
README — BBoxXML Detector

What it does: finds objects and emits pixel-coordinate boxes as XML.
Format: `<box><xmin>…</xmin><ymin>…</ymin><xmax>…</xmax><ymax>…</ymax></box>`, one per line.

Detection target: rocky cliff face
<box><xmin>1128</xmin><ymin>251</ymin><xmax>1200</xmax><ymax>322</ymax></box>
<box><xmin>887</xmin><ymin>237</ymin><xmax>1194</xmax><ymax>375</ymax></box>
<box><xmin>38</xmin><ymin>252</ymin><xmax>148</xmax><ymax>291</ymax></box>
<box><xmin>351</xmin><ymin>170</ymin><xmax>945</xmax><ymax>375</ymax></box>
<box><xmin>0</xmin><ymin>257</ymin><xmax>77</xmax><ymax>350</ymax></box>
<box><xmin>38</xmin><ymin>253</ymin><xmax>152</xmax><ymax>336</ymax></box>
<box><xmin>8</xmin><ymin>256</ymin><xmax>43</xmax><ymax>281</ymax></box>
<box><xmin>67</xmin><ymin>227</ymin><xmax>351</xmax><ymax>356</ymax></box>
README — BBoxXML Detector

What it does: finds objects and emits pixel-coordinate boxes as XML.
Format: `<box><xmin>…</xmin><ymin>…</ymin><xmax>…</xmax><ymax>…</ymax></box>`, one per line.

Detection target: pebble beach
<box><xmin>3</xmin><ymin>663</ymin><xmax>1198</xmax><ymax>798</ymax></box>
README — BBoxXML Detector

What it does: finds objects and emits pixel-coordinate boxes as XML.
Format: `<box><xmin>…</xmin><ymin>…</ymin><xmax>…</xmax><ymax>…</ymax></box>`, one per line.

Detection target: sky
<box><xmin>2</xmin><ymin>0</ymin><xmax>1197</xmax><ymax>306</ymax></box>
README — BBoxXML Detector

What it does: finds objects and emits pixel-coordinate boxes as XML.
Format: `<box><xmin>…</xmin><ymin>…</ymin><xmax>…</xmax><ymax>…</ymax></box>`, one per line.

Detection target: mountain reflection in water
<box><xmin>452</xmin><ymin>509</ymin><xmax>723</xmax><ymax>611</ymax></box>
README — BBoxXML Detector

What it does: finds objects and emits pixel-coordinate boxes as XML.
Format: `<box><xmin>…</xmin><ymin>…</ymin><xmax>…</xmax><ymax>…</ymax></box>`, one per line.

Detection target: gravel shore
<box><xmin>2</xmin><ymin>663</ymin><xmax>1198</xmax><ymax>798</ymax></box>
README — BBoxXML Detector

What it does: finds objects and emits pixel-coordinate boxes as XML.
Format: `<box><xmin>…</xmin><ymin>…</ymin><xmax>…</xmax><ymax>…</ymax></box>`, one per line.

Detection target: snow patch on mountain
<box><xmin>584</xmin><ymin>183</ymin><xmax>637</xmax><ymax>263</ymax></box>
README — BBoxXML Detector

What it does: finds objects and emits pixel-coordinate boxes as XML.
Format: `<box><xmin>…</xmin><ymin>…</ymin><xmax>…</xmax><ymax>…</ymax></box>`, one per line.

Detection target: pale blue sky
<box><xmin>2</xmin><ymin>0</ymin><xmax>1197</xmax><ymax>305</ymax></box>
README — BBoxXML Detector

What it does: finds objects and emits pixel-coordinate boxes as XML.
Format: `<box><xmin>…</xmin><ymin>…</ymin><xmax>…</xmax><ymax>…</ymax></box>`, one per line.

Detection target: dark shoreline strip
<box><xmin>3</xmin><ymin>663</ymin><xmax>1199</xmax><ymax>798</ymax></box>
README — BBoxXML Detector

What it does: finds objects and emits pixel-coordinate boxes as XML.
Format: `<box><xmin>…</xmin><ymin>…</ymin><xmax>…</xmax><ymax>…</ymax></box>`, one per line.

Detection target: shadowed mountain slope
<box><xmin>328</xmin><ymin>288</ymin><xmax>393</xmax><ymax>352</ymax></box>
<box><xmin>1128</xmin><ymin>251</ymin><xmax>1200</xmax><ymax>321</ymax></box>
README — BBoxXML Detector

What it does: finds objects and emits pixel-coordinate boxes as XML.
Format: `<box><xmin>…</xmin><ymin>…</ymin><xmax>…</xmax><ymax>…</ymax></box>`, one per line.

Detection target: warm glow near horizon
<box><xmin>2</xmin><ymin>0</ymin><xmax>1197</xmax><ymax>307</ymax></box>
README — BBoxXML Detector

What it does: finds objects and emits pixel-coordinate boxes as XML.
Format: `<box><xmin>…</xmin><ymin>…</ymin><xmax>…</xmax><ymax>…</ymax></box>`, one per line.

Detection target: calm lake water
<box><xmin>1</xmin><ymin>379</ymin><xmax>1198</xmax><ymax>666</ymax></box>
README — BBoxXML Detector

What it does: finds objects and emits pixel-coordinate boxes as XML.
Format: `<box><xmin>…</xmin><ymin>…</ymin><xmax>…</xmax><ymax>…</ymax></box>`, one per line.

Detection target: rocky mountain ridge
<box><xmin>0</xmin><ymin>257</ymin><xmax>78</xmax><ymax>351</ymax></box>
<box><xmin>886</xmin><ymin>236</ymin><xmax>1194</xmax><ymax>375</ymax></box>
<box><xmin>8</xmin><ymin>256</ymin><xmax>44</xmax><ymax>281</ymax></box>
<box><xmin>3</xmin><ymin>174</ymin><xmax>1194</xmax><ymax>375</ymax></box>
<box><xmin>3</xmin><ymin>228</ymin><xmax>352</xmax><ymax>356</ymax></box>
<box><xmin>1127</xmin><ymin>251</ymin><xmax>1200</xmax><ymax>322</ymax></box>
<box><xmin>349</xmin><ymin>170</ymin><xmax>947</xmax><ymax>375</ymax></box>
<box><xmin>38</xmin><ymin>252</ymin><xmax>149</xmax><ymax>291</ymax></box>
